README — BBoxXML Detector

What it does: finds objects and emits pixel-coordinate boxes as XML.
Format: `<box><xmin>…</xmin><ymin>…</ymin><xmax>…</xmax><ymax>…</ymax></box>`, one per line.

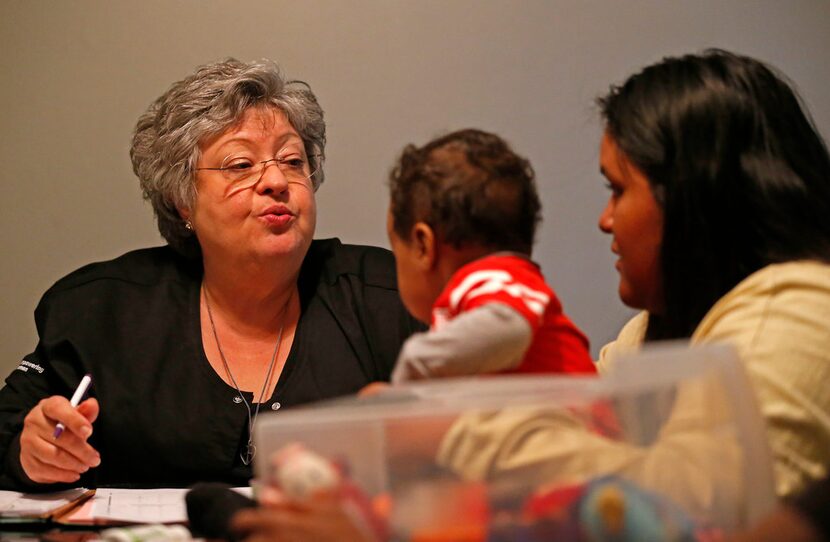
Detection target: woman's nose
<box><xmin>256</xmin><ymin>160</ymin><xmax>289</xmax><ymax>194</ymax></box>
<box><xmin>598</xmin><ymin>199</ymin><xmax>613</xmax><ymax>233</ymax></box>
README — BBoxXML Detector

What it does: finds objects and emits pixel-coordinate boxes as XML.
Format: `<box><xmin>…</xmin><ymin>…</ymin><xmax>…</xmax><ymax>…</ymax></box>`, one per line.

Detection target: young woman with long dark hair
<box><xmin>595</xmin><ymin>49</ymin><xmax>830</xmax><ymax>498</ymax></box>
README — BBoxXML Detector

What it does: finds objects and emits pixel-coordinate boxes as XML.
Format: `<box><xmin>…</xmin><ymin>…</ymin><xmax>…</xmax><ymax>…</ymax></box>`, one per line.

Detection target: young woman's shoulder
<box><xmin>694</xmin><ymin>260</ymin><xmax>830</xmax><ymax>343</ymax></box>
<box><xmin>695</xmin><ymin>260</ymin><xmax>830</xmax><ymax>497</ymax></box>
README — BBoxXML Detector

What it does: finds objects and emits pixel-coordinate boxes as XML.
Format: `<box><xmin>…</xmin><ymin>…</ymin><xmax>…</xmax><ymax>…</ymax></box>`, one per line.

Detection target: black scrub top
<box><xmin>0</xmin><ymin>238</ymin><xmax>423</xmax><ymax>490</ymax></box>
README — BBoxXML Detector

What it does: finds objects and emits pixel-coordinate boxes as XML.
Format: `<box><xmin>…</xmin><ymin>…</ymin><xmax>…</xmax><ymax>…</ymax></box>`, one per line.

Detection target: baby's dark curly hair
<box><xmin>388</xmin><ymin>129</ymin><xmax>542</xmax><ymax>255</ymax></box>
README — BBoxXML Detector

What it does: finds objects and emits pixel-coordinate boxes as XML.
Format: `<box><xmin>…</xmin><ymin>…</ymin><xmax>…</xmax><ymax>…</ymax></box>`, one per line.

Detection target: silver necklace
<box><xmin>203</xmin><ymin>285</ymin><xmax>289</xmax><ymax>465</ymax></box>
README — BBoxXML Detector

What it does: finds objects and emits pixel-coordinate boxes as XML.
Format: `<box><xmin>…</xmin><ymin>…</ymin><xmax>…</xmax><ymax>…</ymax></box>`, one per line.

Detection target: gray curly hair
<box><xmin>130</xmin><ymin>58</ymin><xmax>326</xmax><ymax>257</ymax></box>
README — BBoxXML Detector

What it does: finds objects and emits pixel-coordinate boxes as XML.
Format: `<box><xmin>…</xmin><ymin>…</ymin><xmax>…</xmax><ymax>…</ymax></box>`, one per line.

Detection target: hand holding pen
<box><xmin>19</xmin><ymin>374</ymin><xmax>102</xmax><ymax>485</ymax></box>
<box><xmin>53</xmin><ymin>374</ymin><xmax>92</xmax><ymax>438</ymax></box>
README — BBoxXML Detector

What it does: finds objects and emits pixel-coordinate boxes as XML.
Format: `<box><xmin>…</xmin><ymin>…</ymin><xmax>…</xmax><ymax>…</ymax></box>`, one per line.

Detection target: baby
<box><xmin>387</xmin><ymin>128</ymin><xmax>595</xmax><ymax>382</ymax></box>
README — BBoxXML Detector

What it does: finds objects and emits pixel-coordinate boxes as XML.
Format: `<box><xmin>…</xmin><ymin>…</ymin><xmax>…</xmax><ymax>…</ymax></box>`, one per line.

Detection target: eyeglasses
<box><xmin>196</xmin><ymin>153</ymin><xmax>321</xmax><ymax>188</ymax></box>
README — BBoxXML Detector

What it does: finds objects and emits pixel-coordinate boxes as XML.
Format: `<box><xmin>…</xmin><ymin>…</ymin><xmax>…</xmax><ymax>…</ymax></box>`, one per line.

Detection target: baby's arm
<box><xmin>391</xmin><ymin>303</ymin><xmax>531</xmax><ymax>383</ymax></box>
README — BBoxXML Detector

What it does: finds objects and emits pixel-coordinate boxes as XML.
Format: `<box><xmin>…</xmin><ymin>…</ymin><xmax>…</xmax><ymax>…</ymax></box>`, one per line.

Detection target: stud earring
<box><xmin>185</xmin><ymin>220</ymin><xmax>193</xmax><ymax>231</ymax></box>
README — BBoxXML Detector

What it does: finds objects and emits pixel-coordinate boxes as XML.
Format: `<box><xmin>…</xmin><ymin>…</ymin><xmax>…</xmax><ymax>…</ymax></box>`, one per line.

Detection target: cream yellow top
<box><xmin>598</xmin><ymin>260</ymin><xmax>830</xmax><ymax>497</ymax></box>
<box><xmin>437</xmin><ymin>261</ymin><xmax>830</xmax><ymax>522</ymax></box>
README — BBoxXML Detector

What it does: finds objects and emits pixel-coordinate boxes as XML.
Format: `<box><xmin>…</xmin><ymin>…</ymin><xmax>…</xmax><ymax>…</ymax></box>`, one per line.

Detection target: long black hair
<box><xmin>598</xmin><ymin>49</ymin><xmax>830</xmax><ymax>341</ymax></box>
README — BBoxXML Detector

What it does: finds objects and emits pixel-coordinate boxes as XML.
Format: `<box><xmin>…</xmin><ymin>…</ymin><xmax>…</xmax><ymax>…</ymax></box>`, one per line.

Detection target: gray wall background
<box><xmin>1</xmin><ymin>0</ymin><xmax>828</xmax><ymax>376</ymax></box>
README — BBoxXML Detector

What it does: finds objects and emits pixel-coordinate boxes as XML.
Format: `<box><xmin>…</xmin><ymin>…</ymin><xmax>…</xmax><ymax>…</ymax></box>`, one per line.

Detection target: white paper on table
<box><xmin>90</xmin><ymin>488</ymin><xmax>189</xmax><ymax>524</ymax></box>
<box><xmin>88</xmin><ymin>487</ymin><xmax>253</xmax><ymax>524</ymax></box>
<box><xmin>0</xmin><ymin>488</ymin><xmax>90</xmax><ymax>517</ymax></box>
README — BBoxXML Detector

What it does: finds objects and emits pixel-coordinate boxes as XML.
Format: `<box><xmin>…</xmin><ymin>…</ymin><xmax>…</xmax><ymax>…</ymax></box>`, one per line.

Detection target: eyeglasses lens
<box><xmin>220</xmin><ymin>156</ymin><xmax>317</xmax><ymax>188</ymax></box>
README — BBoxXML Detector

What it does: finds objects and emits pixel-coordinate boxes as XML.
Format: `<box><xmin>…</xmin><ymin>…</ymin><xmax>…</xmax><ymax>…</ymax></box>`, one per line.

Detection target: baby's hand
<box><xmin>358</xmin><ymin>382</ymin><xmax>390</xmax><ymax>397</ymax></box>
<box><xmin>232</xmin><ymin>494</ymin><xmax>376</xmax><ymax>542</ymax></box>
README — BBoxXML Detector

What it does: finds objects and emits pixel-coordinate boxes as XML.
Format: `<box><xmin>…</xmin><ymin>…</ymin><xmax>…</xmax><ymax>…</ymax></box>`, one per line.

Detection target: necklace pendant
<box><xmin>242</xmin><ymin>443</ymin><xmax>257</xmax><ymax>465</ymax></box>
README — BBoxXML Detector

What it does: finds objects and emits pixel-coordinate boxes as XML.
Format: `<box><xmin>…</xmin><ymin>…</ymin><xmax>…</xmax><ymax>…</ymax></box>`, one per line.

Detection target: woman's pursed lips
<box><xmin>258</xmin><ymin>205</ymin><xmax>294</xmax><ymax>226</ymax></box>
<box><xmin>259</xmin><ymin>204</ymin><xmax>293</xmax><ymax>217</ymax></box>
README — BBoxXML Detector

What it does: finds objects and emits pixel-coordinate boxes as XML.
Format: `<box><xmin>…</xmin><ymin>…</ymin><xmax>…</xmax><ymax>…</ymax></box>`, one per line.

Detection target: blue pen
<box><xmin>53</xmin><ymin>374</ymin><xmax>93</xmax><ymax>439</ymax></box>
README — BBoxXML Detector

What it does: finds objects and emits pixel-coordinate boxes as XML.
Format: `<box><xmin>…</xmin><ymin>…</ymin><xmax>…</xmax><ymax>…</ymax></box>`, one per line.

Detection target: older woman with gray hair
<box><xmin>0</xmin><ymin>59</ymin><xmax>421</xmax><ymax>489</ymax></box>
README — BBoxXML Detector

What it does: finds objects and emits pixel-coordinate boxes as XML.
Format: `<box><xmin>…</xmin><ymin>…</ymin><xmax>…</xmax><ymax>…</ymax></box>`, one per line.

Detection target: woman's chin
<box><xmin>617</xmin><ymin>284</ymin><xmax>644</xmax><ymax>311</ymax></box>
<box><xmin>618</xmin><ymin>284</ymin><xmax>663</xmax><ymax>314</ymax></box>
<box><xmin>255</xmin><ymin>233</ymin><xmax>313</xmax><ymax>260</ymax></box>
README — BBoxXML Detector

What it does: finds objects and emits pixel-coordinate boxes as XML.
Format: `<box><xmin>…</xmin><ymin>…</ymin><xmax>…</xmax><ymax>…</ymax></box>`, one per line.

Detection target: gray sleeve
<box><xmin>391</xmin><ymin>303</ymin><xmax>533</xmax><ymax>383</ymax></box>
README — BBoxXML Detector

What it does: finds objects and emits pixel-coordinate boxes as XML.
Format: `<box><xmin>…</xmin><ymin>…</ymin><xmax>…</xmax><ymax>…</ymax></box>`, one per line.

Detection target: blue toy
<box><xmin>578</xmin><ymin>476</ymin><xmax>697</xmax><ymax>542</ymax></box>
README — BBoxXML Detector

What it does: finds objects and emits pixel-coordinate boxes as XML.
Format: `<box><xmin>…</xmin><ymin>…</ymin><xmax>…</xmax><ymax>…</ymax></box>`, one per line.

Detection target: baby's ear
<box><xmin>412</xmin><ymin>222</ymin><xmax>437</xmax><ymax>270</ymax></box>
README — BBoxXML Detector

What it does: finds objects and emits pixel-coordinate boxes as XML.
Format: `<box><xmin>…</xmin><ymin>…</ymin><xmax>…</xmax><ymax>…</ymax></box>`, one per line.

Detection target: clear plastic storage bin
<box><xmin>254</xmin><ymin>343</ymin><xmax>776</xmax><ymax>541</ymax></box>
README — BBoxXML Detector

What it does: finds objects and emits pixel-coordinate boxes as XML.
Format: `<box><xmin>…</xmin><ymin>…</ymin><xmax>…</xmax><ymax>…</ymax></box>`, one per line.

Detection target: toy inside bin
<box><xmin>254</xmin><ymin>343</ymin><xmax>775</xmax><ymax>541</ymax></box>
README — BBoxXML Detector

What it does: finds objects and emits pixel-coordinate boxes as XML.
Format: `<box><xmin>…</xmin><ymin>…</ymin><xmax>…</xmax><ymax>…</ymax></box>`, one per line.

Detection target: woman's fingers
<box><xmin>21</xmin><ymin>453</ymin><xmax>85</xmax><ymax>484</ymax></box>
<box><xmin>76</xmin><ymin>397</ymin><xmax>100</xmax><ymax>424</ymax></box>
<box><xmin>46</xmin><ymin>430</ymin><xmax>99</xmax><ymax>468</ymax></box>
<box><xmin>40</xmin><ymin>396</ymin><xmax>94</xmax><ymax>438</ymax></box>
<box><xmin>19</xmin><ymin>396</ymin><xmax>101</xmax><ymax>484</ymax></box>
<box><xmin>19</xmin><ymin>435</ymin><xmax>85</xmax><ymax>484</ymax></box>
